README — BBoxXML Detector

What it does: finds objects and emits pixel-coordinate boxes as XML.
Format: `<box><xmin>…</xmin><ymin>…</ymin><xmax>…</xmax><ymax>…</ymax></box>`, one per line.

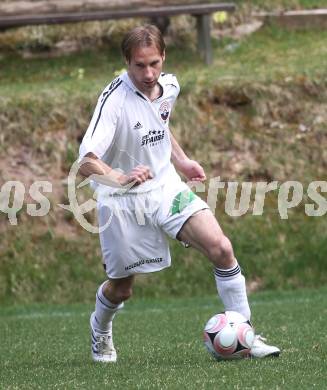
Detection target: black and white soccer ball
<box><xmin>203</xmin><ymin>311</ymin><xmax>255</xmax><ymax>360</ymax></box>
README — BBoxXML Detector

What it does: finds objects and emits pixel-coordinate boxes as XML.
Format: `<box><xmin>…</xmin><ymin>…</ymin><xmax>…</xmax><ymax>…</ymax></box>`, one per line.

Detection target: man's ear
<box><xmin>162</xmin><ymin>50</ymin><xmax>166</xmax><ymax>62</ymax></box>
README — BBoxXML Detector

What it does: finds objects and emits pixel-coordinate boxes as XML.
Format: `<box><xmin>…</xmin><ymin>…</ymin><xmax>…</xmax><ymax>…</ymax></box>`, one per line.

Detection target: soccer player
<box><xmin>78</xmin><ymin>25</ymin><xmax>280</xmax><ymax>362</ymax></box>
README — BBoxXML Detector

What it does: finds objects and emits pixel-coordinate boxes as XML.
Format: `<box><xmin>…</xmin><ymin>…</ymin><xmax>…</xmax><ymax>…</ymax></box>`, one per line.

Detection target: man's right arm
<box><xmin>78</xmin><ymin>83</ymin><xmax>152</xmax><ymax>188</ymax></box>
<box><xmin>78</xmin><ymin>152</ymin><xmax>153</xmax><ymax>187</ymax></box>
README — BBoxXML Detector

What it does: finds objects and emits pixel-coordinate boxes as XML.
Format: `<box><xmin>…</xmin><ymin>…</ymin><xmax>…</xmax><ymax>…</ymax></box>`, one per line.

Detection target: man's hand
<box><xmin>119</xmin><ymin>165</ymin><xmax>153</xmax><ymax>187</ymax></box>
<box><xmin>170</xmin><ymin>133</ymin><xmax>206</xmax><ymax>182</ymax></box>
<box><xmin>177</xmin><ymin>159</ymin><xmax>206</xmax><ymax>182</ymax></box>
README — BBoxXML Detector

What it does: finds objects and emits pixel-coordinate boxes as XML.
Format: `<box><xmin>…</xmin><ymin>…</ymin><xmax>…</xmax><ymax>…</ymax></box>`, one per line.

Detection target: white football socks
<box><xmin>92</xmin><ymin>281</ymin><xmax>124</xmax><ymax>333</ymax></box>
<box><xmin>214</xmin><ymin>263</ymin><xmax>251</xmax><ymax>321</ymax></box>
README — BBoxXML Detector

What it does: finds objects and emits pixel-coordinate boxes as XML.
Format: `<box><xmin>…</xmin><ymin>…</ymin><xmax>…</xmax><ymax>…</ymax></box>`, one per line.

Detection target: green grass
<box><xmin>0</xmin><ymin>288</ymin><xmax>326</xmax><ymax>389</ymax></box>
<box><xmin>1</xmin><ymin>26</ymin><xmax>326</xmax><ymax>157</ymax></box>
<box><xmin>1</xmin><ymin>207</ymin><xmax>327</xmax><ymax>304</ymax></box>
<box><xmin>1</xmin><ymin>28</ymin><xmax>326</xmax><ymax>97</ymax></box>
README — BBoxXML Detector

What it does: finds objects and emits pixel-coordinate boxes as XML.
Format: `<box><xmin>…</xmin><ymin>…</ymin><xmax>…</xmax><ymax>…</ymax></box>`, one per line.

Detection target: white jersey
<box><xmin>79</xmin><ymin>71</ymin><xmax>181</xmax><ymax>194</ymax></box>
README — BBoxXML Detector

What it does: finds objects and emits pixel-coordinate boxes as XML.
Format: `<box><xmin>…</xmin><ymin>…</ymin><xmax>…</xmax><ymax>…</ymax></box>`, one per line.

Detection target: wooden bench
<box><xmin>0</xmin><ymin>2</ymin><xmax>236</xmax><ymax>64</ymax></box>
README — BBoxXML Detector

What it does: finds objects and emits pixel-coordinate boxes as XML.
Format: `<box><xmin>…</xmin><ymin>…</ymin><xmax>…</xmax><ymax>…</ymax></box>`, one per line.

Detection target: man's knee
<box><xmin>116</xmin><ymin>286</ymin><xmax>133</xmax><ymax>302</ymax></box>
<box><xmin>103</xmin><ymin>278</ymin><xmax>134</xmax><ymax>303</ymax></box>
<box><xmin>207</xmin><ymin>235</ymin><xmax>234</xmax><ymax>268</ymax></box>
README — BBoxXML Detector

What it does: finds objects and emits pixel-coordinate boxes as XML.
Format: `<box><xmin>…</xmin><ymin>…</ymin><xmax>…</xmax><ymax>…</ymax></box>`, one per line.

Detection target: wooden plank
<box><xmin>0</xmin><ymin>1</ymin><xmax>223</xmax><ymax>17</ymax></box>
<box><xmin>0</xmin><ymin>3</ymin><xmax>236</xmax><ymax>29</ymax></box>
<box><xmin>254</xmin><ymin>9</ymin><xmax>327</xmax><ymax>30</ymax></box>
<box><xmin>0</xmin><ymin>2</ymin><xmax>236</xmax><ymax>65</ymax></box>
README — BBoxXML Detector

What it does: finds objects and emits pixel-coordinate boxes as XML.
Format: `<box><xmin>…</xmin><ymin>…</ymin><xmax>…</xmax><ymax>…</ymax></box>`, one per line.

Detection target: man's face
<box><xmin>127</xmin><ymin>44</ymin><xmax>165</xmax><ymax>95</ymax></box>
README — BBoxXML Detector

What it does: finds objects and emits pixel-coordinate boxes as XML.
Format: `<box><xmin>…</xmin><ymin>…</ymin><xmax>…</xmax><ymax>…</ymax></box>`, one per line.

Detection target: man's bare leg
<box><xmin>90</xmin><ymin>275</ymin><xmax>134</xmax><ymax>362</ymax></box>
<box><xmin>178</xmin><ymin>209</ymin><xmax>250</xmax><ymax>320</ymax></box>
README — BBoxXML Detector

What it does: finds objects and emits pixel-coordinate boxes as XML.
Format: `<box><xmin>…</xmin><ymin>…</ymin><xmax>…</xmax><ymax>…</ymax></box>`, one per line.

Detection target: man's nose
<box><xmin>144</xmin><ymin>66</ymin><xmax>153</xmax><ymax>79</ymax></box>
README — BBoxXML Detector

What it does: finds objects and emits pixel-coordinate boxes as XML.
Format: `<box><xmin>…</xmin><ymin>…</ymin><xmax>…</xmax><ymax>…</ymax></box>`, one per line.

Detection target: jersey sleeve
<box><xmin>161</xmin><ymin>73</ymin><xmax>180</xmax><ymax>103</ymax></box>
<box><xmin>78</xmin><ymin>80</ymin><xmax>123</xmax><ymax>162</ymax></box>
<box><xmin>170</xmin><ymin>74</ymin><xmax>180</xmax><ymax>101</ymax></box>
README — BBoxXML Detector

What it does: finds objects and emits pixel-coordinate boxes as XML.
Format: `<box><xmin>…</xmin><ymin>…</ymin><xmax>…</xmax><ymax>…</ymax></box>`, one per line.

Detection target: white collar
<box><xmin>121</xmin><ymin>71</ymin><xmax>164</xmax><ymax>99</ymax></box>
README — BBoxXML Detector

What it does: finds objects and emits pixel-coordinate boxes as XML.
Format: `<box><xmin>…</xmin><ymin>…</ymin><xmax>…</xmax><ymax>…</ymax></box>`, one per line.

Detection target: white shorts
<box><xmin>97</xmin><ymin>180</ymin><xmax>209</xmax><ymax>279</ymax></box>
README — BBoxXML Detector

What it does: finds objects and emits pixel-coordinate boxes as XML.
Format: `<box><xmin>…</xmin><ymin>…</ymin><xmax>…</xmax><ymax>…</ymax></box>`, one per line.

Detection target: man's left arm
<box><xmin>170</xmin><ymin>132</ymin><xmax>206</xmax><ymax>182</ymax></box>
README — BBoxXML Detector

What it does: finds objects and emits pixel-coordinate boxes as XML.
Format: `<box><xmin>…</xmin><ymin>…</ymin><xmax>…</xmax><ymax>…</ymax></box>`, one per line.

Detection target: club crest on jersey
<box><xmin>159</xmin><ymin>101</ymin><xmax>171</xmax><ymax>123</ymax></box>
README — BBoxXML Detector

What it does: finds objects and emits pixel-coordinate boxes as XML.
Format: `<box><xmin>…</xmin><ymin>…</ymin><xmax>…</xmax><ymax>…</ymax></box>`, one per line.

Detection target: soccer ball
<box><xmin>203</xmin><ymin>311</ymin><xmax>255</xmax><ymax>360</ymax></box>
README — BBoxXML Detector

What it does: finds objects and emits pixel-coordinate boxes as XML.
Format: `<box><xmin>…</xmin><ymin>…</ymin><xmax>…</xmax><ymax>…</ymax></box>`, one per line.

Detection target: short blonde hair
<box><xmin>121</xmin><ymin>25</ymin><xmax>166</xmax><ymax>62</ymax></box>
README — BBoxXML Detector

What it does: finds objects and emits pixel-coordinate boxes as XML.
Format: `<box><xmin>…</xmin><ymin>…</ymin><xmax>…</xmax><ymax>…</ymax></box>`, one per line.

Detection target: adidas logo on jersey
<box><xmin>133</xmin><ymin>121</ymin><xmax>143</xmax><ymax>130</ymax></box>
